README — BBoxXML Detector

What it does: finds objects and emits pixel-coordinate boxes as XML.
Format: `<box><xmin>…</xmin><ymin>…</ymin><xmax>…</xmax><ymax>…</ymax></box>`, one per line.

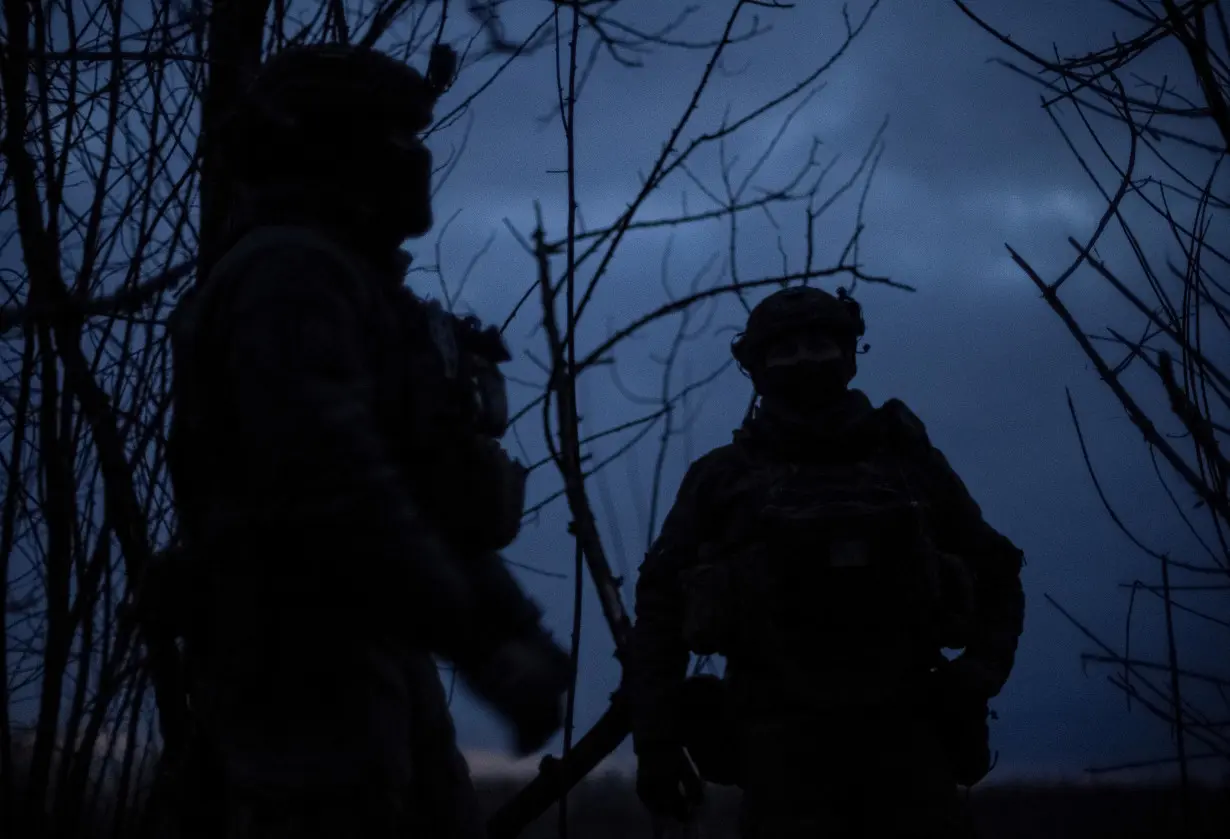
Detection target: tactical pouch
<box><xmin>679</xmin><ymin>553</ymin><xmax>738</xmax><ymax>657</ymax></box>
<box><xmin>679</xmin><ymin>674</ymin><xmax>743</xmax><ymax>787</ymax></box>
<box><xmin>432</xmin><ymin>436</ymin><xmax>528</xmax><ymax>553</ymax></box>
<box><xmin>933</xmin><ymin>550</ymin><xmax>976</xmax><ymax>650</ymax></box>
<box><xmin>465</xmin><ymin>437</ymin><xmax>528</xmax><ymax>551</ymax></box>
<box><xmin>144</xmin><ymin>721</ymin><xmax>227</xmax><ymax>839</ymax></box>
<box><xmin>931</xmin><ymin>681</ymin><xmax>993</xmax><ymax>787</ymax></box>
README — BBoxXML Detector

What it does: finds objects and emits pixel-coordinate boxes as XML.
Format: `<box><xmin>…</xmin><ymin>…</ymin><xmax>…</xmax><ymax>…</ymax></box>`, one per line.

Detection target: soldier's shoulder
<box><xmin>686</xmin><ymin>442</ymin><xmax>745</xmax><ymax>481</ymax></box>
<box><xmin>659</xmin><ymin>444</ymin><xmax>736</xmax><ymax>502</ymax></box>
<box><xmin>212</xmin><ymin>226</ymin><xmax>376</xmax><ymax>315</ymax></box>
<box><xmin>168</xmin><ymin>285</ymin><xmax>202</xmax><ymax>333</ymax></box>
<box><xmin>875</xmin><ymin>397</ymin><xmax>933</xmax><ymax>450</ymax></box>
<box><xmin>221</xmin><ymin>226</ymin><xmax>363</xmax><ymax>283</ymax></box>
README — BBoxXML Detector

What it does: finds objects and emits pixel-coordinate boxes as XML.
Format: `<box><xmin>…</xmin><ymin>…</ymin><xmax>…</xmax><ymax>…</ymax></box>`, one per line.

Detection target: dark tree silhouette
<box><xmin>0</xmin><ymin>2</ymin><xmax>896</xmax><ymax>837</ymax></box>
<box><xmin>956</xmin><ymin>0</ymin><xmax>1229</xmax><ymax>828</ymax></box>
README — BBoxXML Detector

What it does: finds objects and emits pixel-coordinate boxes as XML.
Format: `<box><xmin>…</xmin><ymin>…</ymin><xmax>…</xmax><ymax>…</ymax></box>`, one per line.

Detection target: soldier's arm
<box><xmin>627</xmin><ymin>455</ymin><xmax>712</xmax><ymax>756</ymax></box>
<box><xmin>462</xmin><ymin>549</ymin><xmax>549</xmax><ymax>639</ymax></box>
<box><xmin>219</xmin><ymin>243</ymin><xmax>491</xmax><ymax>665</ymax></box>
<box><xmin>923</xmin><ymin>447</ymin><xmax>1024</xmax><ymax>697</ymax></box>
<box><xmin>887</xmin><ymin>401</ymin><xmax>1025</xmax><ymax>697</ymax></box>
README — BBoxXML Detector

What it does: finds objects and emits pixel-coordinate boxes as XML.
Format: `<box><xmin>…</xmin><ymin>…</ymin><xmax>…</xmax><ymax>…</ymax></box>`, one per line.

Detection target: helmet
<box><xmin>220</xmin><ymin>44</ymin><xmax>455</xmax><ymax>184</ymax></box>
<box><xmin>731</xmin><ymin>285</ymin><xmax>865</xmax><ymax>370</ymax></box>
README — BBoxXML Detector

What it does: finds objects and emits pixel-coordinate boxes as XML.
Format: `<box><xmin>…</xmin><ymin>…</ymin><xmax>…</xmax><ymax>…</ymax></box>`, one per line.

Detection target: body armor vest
<box><xmin>169</xmin><ymin>225</ymin><xmax>526</xmax><ymax>558</ymax></box>
<box><xmin>680</xmin><ymin>423</ymin><xmax>971</xmax><ymax>713</ymax></box>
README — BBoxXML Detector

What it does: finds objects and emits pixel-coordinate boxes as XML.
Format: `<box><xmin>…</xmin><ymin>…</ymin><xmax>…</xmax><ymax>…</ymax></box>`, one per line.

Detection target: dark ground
<box><xmin>475</xmin><ymin>775</ymin><xmax>1230</xmax><ymax>838</ymax></box>
<box><xmin>12</xmin><ymin>737</ymin><xmax>1229</xmax><ymax>838</ymax></box>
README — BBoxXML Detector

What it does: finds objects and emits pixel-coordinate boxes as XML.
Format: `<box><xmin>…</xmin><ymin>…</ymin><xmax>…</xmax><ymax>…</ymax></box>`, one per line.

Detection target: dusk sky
<box><xmin>4</xmin><ymin>0</ymin><xmax>1224</xmax><ymax>792</ymax></box>
<box><xmin>411</xmin><ymin>0</ymin><xmax>1225</xmax><ymax>783</ymax></box>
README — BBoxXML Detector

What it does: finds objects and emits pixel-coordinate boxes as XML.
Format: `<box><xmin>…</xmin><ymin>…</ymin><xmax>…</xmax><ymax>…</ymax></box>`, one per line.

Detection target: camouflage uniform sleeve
<box><xmin>461</xmin><ymin>550</ymin><xmax>547</xmax><ymax>640</ymax></box>
<box><xmin>887</xmin><ymin>401</ymin><xmax>1025</xmax><ymax>698</ymax></box>
<box><xmin>218</xmin><ymin>243</ymin><xmax>489</xmax><ymax>665</ymax></box>
<box><xmin>627</xmin><ymin>454</ymin><xmax>714</xmax><ymax>756</ymax></box>
<box><xmin>926</xmin><ymin>445</ymin><xmax>1025</xmax><ymax>696</ymax></box>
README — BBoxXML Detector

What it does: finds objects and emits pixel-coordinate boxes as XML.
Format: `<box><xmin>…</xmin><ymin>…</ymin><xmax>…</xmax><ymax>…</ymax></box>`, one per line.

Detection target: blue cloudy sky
<box><xmin>406</xmin><ymin>0</ymin><xmax>1226</xmax><ymax>783</ymax></box>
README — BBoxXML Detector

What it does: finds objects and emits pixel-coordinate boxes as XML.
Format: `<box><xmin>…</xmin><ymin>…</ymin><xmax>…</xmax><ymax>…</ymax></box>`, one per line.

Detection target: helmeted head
<box><xmin>218</xmin><ymin>44</ymin><xmax>457</xmax><ymax>245</ymax></box>
<box><xmin>732</xmin><ymin>285</ymin><xmax>865</xmax><ymax>413</ymax></box>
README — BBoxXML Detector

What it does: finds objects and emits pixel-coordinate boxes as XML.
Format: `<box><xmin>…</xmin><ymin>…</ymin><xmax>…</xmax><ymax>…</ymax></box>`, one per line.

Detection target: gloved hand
<box><xmin>929</xmin><ymin>656</ymin><xmax>997</xmax><ymax>787</ymax></box>
<box><xmin>460</xmin><ymin>629</ymin><xmax>571</xmax><ymax>756</ymax></box>
<box><xmin>937</xmin><ymin>654</ymin><xmax>1003</xmax><ymax>701</ymax></box>
<box><xmin>636</xmin><ymin>745</ymin><xmax>705</xmax><ymax>823</ymax></box>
